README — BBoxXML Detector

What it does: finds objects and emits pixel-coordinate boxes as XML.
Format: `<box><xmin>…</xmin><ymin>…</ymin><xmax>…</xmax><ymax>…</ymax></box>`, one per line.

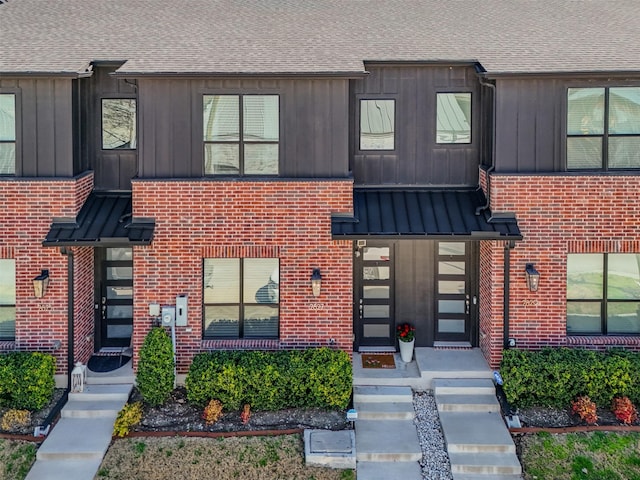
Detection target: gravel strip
<box><xmin>413</xmin><ymin>391</ymin><xmax>454</xmax><ymax>480</ymax></box>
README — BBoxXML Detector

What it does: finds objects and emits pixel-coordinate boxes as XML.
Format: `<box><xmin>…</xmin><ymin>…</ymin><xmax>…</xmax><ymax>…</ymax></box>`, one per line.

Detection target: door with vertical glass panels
<box><xmin>435</xmin><ymin>241</ymin><xmax>471</xmax><ymax>343</ymax></box>
<box><xmin>97</xmin><ymin>248</ymin><xmax>133</xmax><ymax>348</ymax></box>
<box><xmin>355</xmin><ymin>242</ymin><xmax>394</xmax><ymax>348</ymax></box>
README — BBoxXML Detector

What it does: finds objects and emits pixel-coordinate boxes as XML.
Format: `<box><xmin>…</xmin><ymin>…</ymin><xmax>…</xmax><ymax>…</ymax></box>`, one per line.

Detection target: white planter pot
<box><xmin>399</xmin><ymin>339</ymin><xmax>415</xmax><ymax>362</ymax></box>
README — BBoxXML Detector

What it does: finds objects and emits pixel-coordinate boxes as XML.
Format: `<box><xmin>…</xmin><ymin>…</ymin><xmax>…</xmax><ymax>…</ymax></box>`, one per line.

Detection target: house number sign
<box><xmin>309</xmin><ymin>303</ymin><xmax>326</xmax><ymax>311</ymax></box>
<box><xmin>522</xmin><ymin>299</ymin><xmax>539</xmax><ymax>307</ymax></box>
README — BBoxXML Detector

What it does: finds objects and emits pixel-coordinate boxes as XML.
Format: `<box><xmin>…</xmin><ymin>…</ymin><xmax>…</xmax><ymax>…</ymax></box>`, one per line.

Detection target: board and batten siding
<box><xmin>351</xmin><ymin>65</ymin><xmax>481</xmax><ymax>186</ymax></box>
<box><xmin>0</xmin><ymin>77</ymin><xmax>74</xmax><ymax>177</ymax></box>
<box><xmin>136</xmin><ymin>77</ymin><xmax>350</xmax><ymax>179</ymax></box>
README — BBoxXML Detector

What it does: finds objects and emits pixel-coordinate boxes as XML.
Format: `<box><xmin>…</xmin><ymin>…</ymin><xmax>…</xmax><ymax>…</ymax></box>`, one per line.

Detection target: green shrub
<box><xmin>113</xmin><ymin>402</ymin><xmax>143</xmax><ymax>437</ymax></box>
<box><xmin>0</xmin><ymin>352</ymin><xmax>55</xmax><ymax>410</ymax></box>
<box><xmin>500</xmin><ymin>348</ymin><xmax>640</xmax><ymax>408</ymax></box>
<box><xmin>185</xmin><ymin>348</ymin><xmax>352</xmax><ymax>411</ymax></box>
<box><xmin>136</xmin><ymin>327</ymin><xmax>175</xmax><ymax>406</ymax></box>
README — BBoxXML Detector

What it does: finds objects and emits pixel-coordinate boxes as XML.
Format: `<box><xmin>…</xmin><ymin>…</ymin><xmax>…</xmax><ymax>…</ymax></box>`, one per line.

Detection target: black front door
<box><xmin>95</xmin><ymin>247</ymin><xmax>133</xmax><ymax>349</ymax></box>
<box><xmin>354</xmin><ymin>242</ymin><xmax>395</xmax><ymax>348</ymax></box>
<box><xmin>434</xmin><ymin>241</ymin><xmax>474</xmax><ymax>343</ymax></box>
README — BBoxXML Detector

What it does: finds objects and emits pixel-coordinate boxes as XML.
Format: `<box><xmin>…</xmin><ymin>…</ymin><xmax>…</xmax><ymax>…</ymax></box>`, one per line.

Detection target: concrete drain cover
<box><xmin>304</xmin><ymin>429</ymin><xmax>356</xmax><ymax>469</ymax></box>
<box><xmin>310</xmin><ymin>430</ymin><xmax>353</xmax><ymax>454</ymax></box>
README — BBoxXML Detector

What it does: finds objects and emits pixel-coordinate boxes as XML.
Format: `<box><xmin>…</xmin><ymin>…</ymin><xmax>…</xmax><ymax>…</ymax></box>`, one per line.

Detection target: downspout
<box><xmin>503</xmin><ymin>240</ymin><xmax>516</xmax><ymax>349</ymax></box>
<box><xmin>60</xmin><ymin>247</ymin><xmax>74</xmax><ymax>389</ymax></box>
<box><xmin>476</xmin><ymin>76</ymin><xmax>496</xmax><ymax>215</ymax></box>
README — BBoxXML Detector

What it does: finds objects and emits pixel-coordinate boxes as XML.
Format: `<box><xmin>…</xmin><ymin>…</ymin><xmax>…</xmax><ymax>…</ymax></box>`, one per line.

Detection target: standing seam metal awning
<box><xmin>43</xmin><ymin>192</ymin><xmax>155</xmax><ymax>246</ymax></box>
<box><xmin>331</xmin><ymin>188</ymin><xmax>522</xmax><ymax>240</ymax></box>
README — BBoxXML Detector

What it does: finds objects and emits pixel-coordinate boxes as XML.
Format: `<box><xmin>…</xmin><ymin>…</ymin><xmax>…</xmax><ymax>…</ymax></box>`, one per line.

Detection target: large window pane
<box><xmin>567</xmin><ymin>254</ymin><xmax>603</xmax><ymax>299</ymax></box>
<box><xmin>102</xmin><ymin>99</ymin><xmax>136</xmax><ymax>149</ymax></box>
<box><xmin>436</xmin><ymin>93</ymin><xmax>471</xmax><ymax>144</ymax></box>
<box><xmin>0</xmin><ymin>309</ymin><xmax>15</xmax><ymax>339</ymax></box>
<box><xmin>0</xmin><ymin>260</ymin><xmax>16</xmax><ymax>341</ymax></box>
<box><xmin>244</xmin><ymin>144</ymin><xmax>278</xmax><ymax>175</ymax></box>
<box><xmin>360</xmin><ymin>99</ymin><xmax>395</xmax><ymax>150</ymax></box>
<box><xmin>204</xmin><ymin>144</ymin><xmax>240</xmax><ymax>174</ymax></box>
<box><xmin>244</xmin><ymin>259</ymin><xmax>279</xmax><ymax>304</ymax></box>
<box><xmin>244</xmin><ymin>305</ymin><xmax>278</xmax><ymax>338</ymax></box>
<box><xmin>608</xmin><ymin>137</ymin><xmax>640</xmax><ymax>169</ymax></box>
<box><xmin>567</xmin><ymin>302</ymin><xmax>602</xmax><ymax>333</ymax></box>
<box><xmin>203</xmin><ymin>95</ymin><xmax>239</xmax><ymax>141</ymax></box>
<box><xmin>204</xmin><ymin>305</ymin><xmax>239</xmax><ymax>338</ymax></box>
<box><xmin>243</xmin><ymin>96</ymin><xmax>279</xmax><ymax>142</ymax></box>
<box><xmin>0</xmin><ymin>143</ymin><xmax>15</xmax><ymax>174</ymax></box>
<box><xmin>608</xmin><ymin>254</ymin><xmax>640</xmax><ymax>300</ymax></box>
<box><xmin>0</xmin><ymin>94</ymin><xmax>16</xmax><ymax>141</ymax></box>
<box><xmin>567</xmin><ymin>88</ymin><xmax>605</xmax><ymax>135</ymax></box>
<box><xmin>204</xmin><ymin>259</ymin><xmax>240</xmax><ymax>303</ymax></box>
<box><xmin>608</xmin><ymin>302</ymin><xmax>640</xmax><ymax>334</ymax></box>
<box><xmin>567</xmin><ymin>137</ymin><xmax>602</xmax><ymax>169</ymax></box>
<box><xmin>609</xmin><ymin>88</ymin><xmax>640</xmax><ymax>134</ymax></box>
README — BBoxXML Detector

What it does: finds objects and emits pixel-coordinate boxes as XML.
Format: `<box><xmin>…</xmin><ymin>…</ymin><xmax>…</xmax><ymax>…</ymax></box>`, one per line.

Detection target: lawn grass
<box><xmin>0</xmin><ymin>439</ymin><xmax>37</xmax><ymax>480</ymax></box>
<box><xmin>97</xmin><ymin>434</ymin><xmax>354</xmax><ymax>480</ymax></box>
<box><xmin>520</xmin><ymin>431</ymin><xmax>640</xmax><ymax>480</ymax></box>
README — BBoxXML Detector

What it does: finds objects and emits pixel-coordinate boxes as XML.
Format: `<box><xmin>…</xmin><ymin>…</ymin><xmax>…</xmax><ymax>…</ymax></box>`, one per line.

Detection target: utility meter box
<box><xmin>176</xmin><ymin>294</ymin><xmax>188</xmax><ymax>326</ymax></box>
<box><xmin>161</xmin><ymin>306</ymin><xmax>175</xmax><ymax>327</ymax></box>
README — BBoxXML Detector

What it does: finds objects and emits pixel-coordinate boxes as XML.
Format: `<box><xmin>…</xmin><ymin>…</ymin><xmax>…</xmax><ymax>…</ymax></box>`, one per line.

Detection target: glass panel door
<box><xmin>355</xmin><ymin>243</ymin><xmax>394</xmax><ymax>347</ymax></box>
<box><xmin>435</xmin><ymin>242</ymin><xmax>470</xmax><ymax>342</ymax></box>
<box><xmin>99</xmin><ymin>248</ymin><xmax>133</xmax><ymax>348</ymax></box>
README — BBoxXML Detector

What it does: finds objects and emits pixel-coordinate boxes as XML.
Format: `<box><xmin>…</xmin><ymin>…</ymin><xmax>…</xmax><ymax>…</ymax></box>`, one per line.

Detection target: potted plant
<box><xmin>396</xmin><ymin>323</ymin><xmax>416</xmax><ymax>362</ymax></box>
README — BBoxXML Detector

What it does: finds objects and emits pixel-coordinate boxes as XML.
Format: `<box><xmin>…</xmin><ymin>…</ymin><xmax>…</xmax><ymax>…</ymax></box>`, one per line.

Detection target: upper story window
<box><xmin>567</xmin><ymin>87</ymin><xmax>640</xmax><ymax>170</ymax></box>
<box><xmin>567</xmin><ymin>253</ymin><xmax>640</xmax><ymax>335</ymax></box>
<box><xmin>436</xmin><ymin>93</ymin><xmax>472</xmax><ymax>144</ymax></box>
<box><xmin>203</xmin><ymin>258</ymin><xmax>279</xmax><ymax>339</ymax></box>
<box><xmin>0</xmin><ymin>94</ymin><xmax>16</xmax><ymax>174</ymax></box>
<box><xmin>360</xmin><ymin>99</ymin><xmax>395</xmax><ymax>150</ymax></box>
<box><xmin>203</xmin><ymin>95</ymin><xmax>279</xmax><ymax>175</ymax></box>
<box><xmin>101</xmin><ymin>99</ymin><xmax>137</xmax><ymax>149</ymax></box>
<box><xmin>0</xmin><ymin>259</ymin><xmax>16</xmax><ymax>341</ymax></box>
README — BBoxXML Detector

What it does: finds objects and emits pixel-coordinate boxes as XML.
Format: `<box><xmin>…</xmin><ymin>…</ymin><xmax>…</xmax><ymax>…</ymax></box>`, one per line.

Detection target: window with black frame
<box><xmin>436</xmin><ymin>93</ymin><xmax>472</xmax><ymax>144</ymax></box>
<box><xmin>101</xmin><ymin>99</ymin><xmax>137</xmax><ymax>150</ymax></box>
<box><xmin>567</xmin><ymin>253</ymin><xmax>640</xmax><ymax>335</ymax></box>
<box><xmin>567</xmin><ymin>87</ymin><xmax>640</xmax><ymax>170</ymax></box>
<box><xmin>0</xmin><ymin>94</ymin><xmax>16</xmax><ymax>174</ymax></box>
<box><xmin>203</xmin><ymin>95</ymin><xmax>279</xmax><ymax>175</ymax></box>
<box><xmin>359</xmin><ymin>99</ymin><xmax>395</xmax><ymax>150</ymax></box>
<box><xmin>203</xmin><ymin>258</ymin><xmax>279</xmax><ymax>339</ymax></box>
<box><xmin>0</xmin><ymin>259</ymin><xmax>16</xmax><ymax>341</ymax></box>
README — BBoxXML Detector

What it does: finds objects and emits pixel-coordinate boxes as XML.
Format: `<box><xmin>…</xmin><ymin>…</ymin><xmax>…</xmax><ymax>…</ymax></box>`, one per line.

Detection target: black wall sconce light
<box><xmin>33</xmin><ymin>269</ymin><xmax>50</xmax><ymax>298</ymax></box>
<box><xmin>525</xmin><ymin>263</ymin><xmax>540</xmax><ymax>292</ymax></box>
<box><xmin>311</xmin><ymin>268</ymin><xmax>322</xmax><ymax>297</ymax></box>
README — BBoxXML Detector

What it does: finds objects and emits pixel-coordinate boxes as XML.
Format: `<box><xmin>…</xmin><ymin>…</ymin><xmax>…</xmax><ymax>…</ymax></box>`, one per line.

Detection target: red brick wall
<box><xmin>0</xmin><ymin>173</ymin><xmax>93</xmax><ymax>376</ymax></box>
<box><xmin>486</xmin><ymin>174</ymin><xmax>640</xmax><ymax>364</ymax></box>
<box><xmin>131</xmin><ymin>179</ymin><xmax>353</xmax><ymax>374</ymax></box>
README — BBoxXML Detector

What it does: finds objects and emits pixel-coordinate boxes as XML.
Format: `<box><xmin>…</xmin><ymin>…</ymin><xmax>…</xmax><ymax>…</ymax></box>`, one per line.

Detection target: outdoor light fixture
<box><xmin>311</xmin><ymin>268</ymin><xmax>322</xmax><ymax>297</ymax></box>
<box><xmin>525</xmin><ymin>263</ymin><xmax>540</xmax><ymax>292</ymax></box>
<box><xmin>33</xmin><ymin>270</ymin><xmax>50</xmax><ymax>298</ymax></box>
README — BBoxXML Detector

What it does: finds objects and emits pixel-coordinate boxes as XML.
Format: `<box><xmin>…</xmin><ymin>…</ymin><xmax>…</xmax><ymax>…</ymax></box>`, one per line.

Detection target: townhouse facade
<box><xmin>1</xmin><ymin>0</ymin><xmax>640</xmax><ymax>386</ymax></box>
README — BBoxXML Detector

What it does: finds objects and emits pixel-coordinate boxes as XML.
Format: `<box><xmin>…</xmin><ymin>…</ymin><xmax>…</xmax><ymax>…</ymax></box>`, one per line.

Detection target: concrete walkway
<box><xmin>353</xmin><ymin>348</ymin><xmax>522</xmax><ymax>480</ymax></box>
<box><xmin>26</xmin><ymin>363</ymin><xmax>134</xmax><ymax>480</ymax></box>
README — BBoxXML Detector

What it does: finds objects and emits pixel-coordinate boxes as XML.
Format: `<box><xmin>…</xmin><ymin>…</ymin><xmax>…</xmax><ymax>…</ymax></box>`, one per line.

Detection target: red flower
<box><xmin>396</xmin><ymin>323</ymin><xmax>415</xmax><ymax>342</ymax></box>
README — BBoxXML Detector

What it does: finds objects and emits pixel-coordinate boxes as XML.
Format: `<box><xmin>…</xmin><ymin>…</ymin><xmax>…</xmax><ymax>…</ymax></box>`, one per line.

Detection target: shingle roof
<box><xmin>1</xmin><ymin>0</ymin><xmax>639</xmax><ymax>75</ymax></box>
<box><xmin>331</xmin><ymin>188</ymin><xmax>522</xmax><ymax>240</ymax></box>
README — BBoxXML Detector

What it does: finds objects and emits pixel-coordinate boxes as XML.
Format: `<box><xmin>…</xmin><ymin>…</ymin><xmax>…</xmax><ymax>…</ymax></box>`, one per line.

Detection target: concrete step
<box><xmin>432</xmin><ymin>378</ymin><xmax>495</xmax><ymax>395</ymax></box>
<box><xmin>355</xmin><ymin>420</ymin><xmax>421</xmax><ymax>462</ymax></box>
<box><xmin>61</xmin><ymin>399</ymin><xmax>124</xmax><ymax>419</ymax></box>
<box><xmin>354</xmin><ymin>401</ymin><xmax>415</xmax><ymax>420</ymax></box>
<box><xmin>436</xmin><ymin>393</ymin><xmax>500</xmax><ymax>413</ymax></box>
<box><xmin>68</xmin><ymin>383</ymin><xmax>132</xmax><ymax>402</ymax></box>
<box><xmin>86</xmin><ymin>373</ymin><xmax>135</xmax><ymax>385</ymax></box>
<box><xmin>440</xmin><ymin>411</ymin><xmax>515</xmax><ymax>453</ymax></box>
<box><xmin>25</xmin><ymin>458</ymin><xmax>104</xmax><ymax>480</ymax></box>
<box><xmin>449</xmin><ymin>452</ymin><xmax>522</xmax><ymax>476</ymax></box>
<box><xmin>356</xmin><ymin>460</ymin><xmax>422</xmax><ymax>479</ymax></box>
<box><xmin>353</xmin><ymin>385</ymin><xmax>413</xmax><ymax>403</ymax></box>
<box><xmin>36</xmin><ymin>417</ymin><xmax>114</xmax><ymax>461</ymax></box>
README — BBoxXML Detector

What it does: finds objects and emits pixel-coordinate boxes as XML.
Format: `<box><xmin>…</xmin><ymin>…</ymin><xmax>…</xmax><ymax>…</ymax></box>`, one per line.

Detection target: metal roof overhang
<box><xmin>331</xmin><ymin>188</ymin><xmax>522</xmax><ymax>241</ymax></box>
<box><xmin>43</xmin><ymin>192</ymin><xmax>154</xmax><ymax>247</ymax></box>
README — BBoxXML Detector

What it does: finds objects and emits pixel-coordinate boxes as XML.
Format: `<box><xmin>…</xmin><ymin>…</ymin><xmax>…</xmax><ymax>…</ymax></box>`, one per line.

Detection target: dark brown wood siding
<box><xmin>351</xmin><ymin>65</ymin><xmax>481</xmax><ymax>186</ymax></box>
<box><xmin>0</xmin><ymin>77</ymin><xmax>74</xmax><ymax>177</ymax></box>
<box><xmin>136</xmin><ymin>78</ymin><xmax>349</xmax><ymax>178</ymax></box>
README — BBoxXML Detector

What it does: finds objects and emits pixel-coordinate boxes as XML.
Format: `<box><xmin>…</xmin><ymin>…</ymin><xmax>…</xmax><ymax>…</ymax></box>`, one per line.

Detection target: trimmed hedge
<box><xmin>500</xmin><ymin>348</ymin><xmax>640</xmax><ymax>408</ymax></box>
<box><xmin>185</xmin><ymin>348</ymin><xmax>352</xmax><ymax>411</ymax></box>
<box><xmin>136</xmin><ymin>327</ymin><xmax>175</xmax><ymax>406</ymax></box>
<box><xmin>0</xmin><ymin>352</ymin><xmax>55</xmax><ymax>410</ymax></box>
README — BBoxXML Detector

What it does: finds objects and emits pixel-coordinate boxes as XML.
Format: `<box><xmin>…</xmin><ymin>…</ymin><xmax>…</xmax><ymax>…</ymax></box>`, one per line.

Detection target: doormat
<box><xmin>361</xmin><ymin>353</ymin><xmax>396</xmax><ymax>369</ymax></box>
<box><xmin>87</xmin><ymin>354</ymin><xmax>131</xmax><ymax>373</ymax></box>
